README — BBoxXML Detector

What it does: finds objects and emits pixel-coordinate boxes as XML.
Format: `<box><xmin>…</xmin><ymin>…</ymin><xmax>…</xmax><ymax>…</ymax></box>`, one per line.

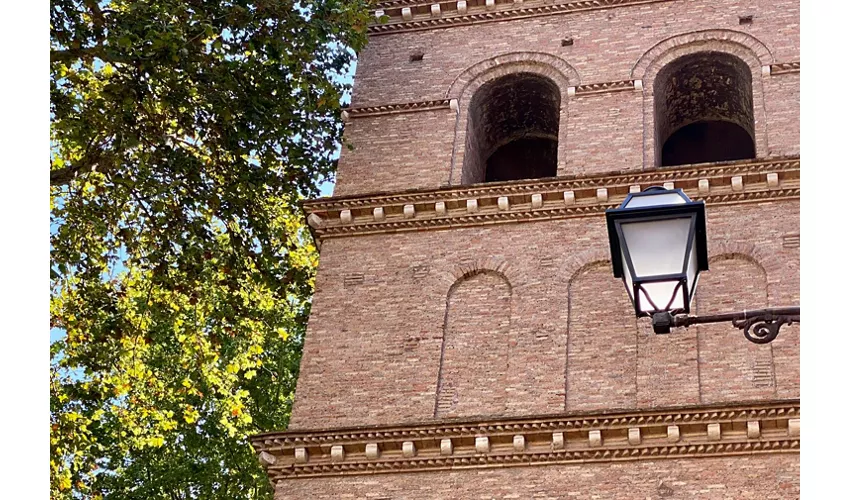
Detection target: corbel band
<box><xmin>368</xmin><ymin>0</ymin><xmax>673</xmax><ymax>36</ymax></box>
<box><xmin>304</xmin><ymin>156</ymin><xmax>800</xmax><ymax>240</ymax></box>
<box><xmin>253</xmin><ymin>400</ymin><xmax>799</xmax><ymax>481</ymax></box>
<box><xmin>768</xmin><ymin>61</ymin><xmax>800</xmax><ymax>76</ymax></box>
<box><xmin>575</xmin><ymin>79</ymin><xmax>640</xmax><ymax>96</ymax></box>
<box><xmin>344</xmin><ymin>99</ymin><xmax>453</xmax><ymax>119</ymax></box>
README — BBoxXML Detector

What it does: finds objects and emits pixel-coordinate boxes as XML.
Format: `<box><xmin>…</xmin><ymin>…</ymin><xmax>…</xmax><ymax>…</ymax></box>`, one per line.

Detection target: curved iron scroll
<box><xmin>659</xmin><ymin>307</ymin><xmax>800</xmax><ymax>344</ymax></box>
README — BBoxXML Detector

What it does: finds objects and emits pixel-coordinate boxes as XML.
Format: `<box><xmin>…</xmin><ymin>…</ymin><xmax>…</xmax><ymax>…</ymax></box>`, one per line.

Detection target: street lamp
<box><xmin>605</xmin><ymin>186</ymin><xmax>799</xmax><ymax>343</ymax></box>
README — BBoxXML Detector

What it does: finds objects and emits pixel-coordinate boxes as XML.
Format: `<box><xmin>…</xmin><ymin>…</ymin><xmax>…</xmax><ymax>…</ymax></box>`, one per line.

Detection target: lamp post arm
<box><xmin>652</xmin><ymin>307</ymin><xmax>800</xmax><ymax>344</ymax></box>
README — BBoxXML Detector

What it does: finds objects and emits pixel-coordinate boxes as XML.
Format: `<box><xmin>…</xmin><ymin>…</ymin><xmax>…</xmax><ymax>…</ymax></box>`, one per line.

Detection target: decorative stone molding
<box><xmin>365</xmin><ymin>443</ymin><xmax>381</xmax><ymax>459</ymax></box>
<box><xmin>588</xmin><ymin>430</ymin><xmax>603</xmax><ymax>447</ymax></box>
<box><xmin>344</xmin><ymin>99</ymin><xmax>453</xmax><ymax>118</ymax></box>
<box><xmin>253</xmin><ymin>400</ymin><xmax>800</xmax><ymax>481</ymax></box>
<box><xmin>513</xmin><ymin>435</ymin><xmax>526</xmax><ymax>451</ymax></box>
<box><xmin>788</xmin><ymin>418</ymin><xmax>800</xmax><ymax>437</ymax></box>
<box><xmin>303</xmin><ymin>157</ymin><xmax>800</xmax><ymax>241</ymax></box>
<box><xmin>402</xmin><ymin>441</ymin><xmax>417</xmax><ymax>457</ymax></box>
<box><xmin>368</xmin><ymin>0</ymin><xmax>673</xmax><ymax>36</ymax></box>
<box><xmin>707</xmin><ymin>423</ymin><xmax>721</xmax><ymax>441</ymax></box>
<box><xmin>575</xmin><ymin>80</ymin><xmax>638</xmax><ymax>96</ymax></box>
<box><xmin>770</xmin><ymin>62</ymin><xmax>800</xmax><ymax>75</ymax></box>
<box><xmin>552</xmin><ymin>431</ymin><xmax>565</xmax><ymax>450</ymax></box>
<box><xmin>259</xmin><ymin>451</ymin><xmax>276</xmax><ymax>466</ymax></box>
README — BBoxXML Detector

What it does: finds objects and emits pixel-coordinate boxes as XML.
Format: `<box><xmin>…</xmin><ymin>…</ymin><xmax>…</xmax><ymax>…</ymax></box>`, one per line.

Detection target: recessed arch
<box><xmin>655</xmin><ymin>51</ymin><xmax>756</xmax><ymax>167</ymax></box>
<box><xmin>634</xmin><ymin>31</ymin><xmax>772</xmax><ymax>168</ymax></box>
<box><xmin>435</xmin><ymin>270</ymin><xmax>513</xmax><ymax>418</ymax></box>
<box><xmin>466</xmin><ymin>73</ymin><xmax>561</xmax><ymax>183</ymax></box>
<box><xmin>695</xmin><ymin>253</ymin><xmax>775</xmax><ymax>403</ymax></box>
<box><xmin>565</xmin><ymin>260</ymin><xmax>637</xmax><ymax>412</ymax></box>
<box><xmin>445</xmin><ymin>53</ymin><xmax>579</xmax><ymax>186</ymax></box>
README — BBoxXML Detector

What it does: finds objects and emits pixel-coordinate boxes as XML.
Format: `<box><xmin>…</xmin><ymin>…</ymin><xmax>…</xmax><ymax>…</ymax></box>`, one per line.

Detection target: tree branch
<box><xmin>51</xmin><ymin>47</ymin><xmax>100</xmax><ymax>64</ymax></box>
<box><xmin>50</xmin><ymin>46</ymin><xmax>130</xmax><ymax>65</ymax></box>
<box><xmin>83</xmin><ymin>0</ymin><xmax>106</xmax><ymax>28</ymax></box>
<box><xmin>50</xmin><ymin>150</ymin><xmax>115</xmax><ymax>186</ymax></box>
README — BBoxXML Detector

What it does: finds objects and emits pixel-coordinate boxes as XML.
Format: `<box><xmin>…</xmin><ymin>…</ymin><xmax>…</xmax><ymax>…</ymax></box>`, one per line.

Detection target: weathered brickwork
<box><xmin>335</xmin><ymin>109</ymin><xmax>456</xmax><ymax>196</ymax></box>
<box><xmin>262</xmin><ymin>0</ymin><xmax>799</xmax><ymax>496</ymax></box>
<box><xmin>274</xmin><ymin>455</ymin><xmax>799</xmax><ymax>499</ymax></box>
<box><xmin>291</xmin><ymin>201</ymin><xmax>799</xmax><ymax>430</ymax></box>
<box><xmin>335</xmin><ymin>0</ymin><xmax>800</xmax><ymax>196</ymax></box>
<box><xmin>436</xmin><ymin>270</ymin><xmax>512</xmax><ymax>417</ymax></box>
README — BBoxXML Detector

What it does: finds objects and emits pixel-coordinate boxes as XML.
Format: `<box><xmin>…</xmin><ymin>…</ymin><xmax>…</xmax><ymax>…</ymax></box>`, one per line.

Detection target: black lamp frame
<box><xmin>606</xmin><ymin>188</ymin><xmax>709</xmax><ymax>318</ymax></box>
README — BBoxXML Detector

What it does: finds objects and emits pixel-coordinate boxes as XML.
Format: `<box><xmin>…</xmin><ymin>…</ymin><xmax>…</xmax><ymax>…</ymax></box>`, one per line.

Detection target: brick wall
<box><xmin>274</xmin><ymin>454</ymin><xmax>799</xmax><ymax>499</ymax></box>
<box><xmin>334</xmin><ymin>0</ymin><xmax>800</xmax><ymax>196</ymax></box>
<box><xmin>289</xmin><ymin>200</ymin><xmax>799</xmax><ymax>430</ymax></box>
<box><xmin>272</xmin><ymin>1</ymin><xmax>800</xmax><ymax>495</ymax></box>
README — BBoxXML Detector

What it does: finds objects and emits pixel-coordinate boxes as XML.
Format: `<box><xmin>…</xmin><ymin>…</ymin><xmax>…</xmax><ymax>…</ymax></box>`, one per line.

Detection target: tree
<box><xmin>50</xmin><ymin>1</ymin><xmax>370</xmax><ymax>497</ymax></box>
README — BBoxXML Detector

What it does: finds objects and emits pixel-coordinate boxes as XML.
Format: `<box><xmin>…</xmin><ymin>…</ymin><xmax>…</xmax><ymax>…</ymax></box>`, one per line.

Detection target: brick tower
<box><xmin>254</xmin><ymin>1</ymin><xmax>800</xmax><ymax>497</ymax></box>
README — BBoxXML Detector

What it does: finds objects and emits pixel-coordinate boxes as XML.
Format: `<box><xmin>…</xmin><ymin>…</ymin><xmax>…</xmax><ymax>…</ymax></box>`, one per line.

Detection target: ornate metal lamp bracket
<box><xmin>652</xmin><ymin>307</ymin><xmax>800</xmax><ymax>344</ymax></box>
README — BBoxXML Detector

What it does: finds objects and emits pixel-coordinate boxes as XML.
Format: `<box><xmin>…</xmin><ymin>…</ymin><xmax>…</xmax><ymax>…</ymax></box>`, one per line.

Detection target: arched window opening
<box><xmin>655</xmin><ymin>52</ymin><xmax>755</xmax><ymax>167</ymax></box>
<box><xmin>464</xmin><ymin>73</ymin><xmax>560</xmax><ymax>184</ymax></box>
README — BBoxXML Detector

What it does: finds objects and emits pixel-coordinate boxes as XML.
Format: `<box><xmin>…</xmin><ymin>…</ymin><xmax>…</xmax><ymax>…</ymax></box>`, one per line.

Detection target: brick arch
<box><xmin>434</xmin><ymin>257</ymin><xmax>521</xmax><ymax>294</ymax></box>
<box><xmin>446</xmin><ymin>52</ymin><xmax>580</xmax><ymax>101</ymax></box>
<box><xmin>707</xmin><ymin>241</ymin><xmax>780</xmax><ymax>274</ymax></box>
<box><xmin>557</xmin><ymin>247</ymin><xmax>613</xmax><ymax>287</ymax></box>
<box><xmin>632</xmin><ymin>30</ymin><xmax>772</xmax><ymax>168</ymax></box>
<box><xmin>694</xmin><ymin>251</ymin><xmax>776</xmax><ymax>403</ymax></box>
<box><xmin>435</xmin><ymin>268</ymin><xmax>513</xmax><ymax>418</ymax></box>
<box><xmin>707</xmin><ymin>241</ymin><xmax>782</xmax><ymax>305</ymax></box>
<box><xmin>446</xmin><ymin>267</ymin><xmax>513</xmax><ymax>298</ymax></box>
<box><xmin>445</xmin><ymin>53</ymin><xmax>580</xmax><ymax>186</ymax></box>
<box><xmin>631</xmin><ymin>30</ymin><xmax>774</xmax><ymax>81</ymax></box>
<box><xmin>565</xmin><ymin>259</ymin><xmax>637</xmax><ymax>412</ymax></box>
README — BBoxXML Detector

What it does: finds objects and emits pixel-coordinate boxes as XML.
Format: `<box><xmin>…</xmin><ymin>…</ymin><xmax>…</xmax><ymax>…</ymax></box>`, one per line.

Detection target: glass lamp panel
<box><xmin>685</xmin><ymin>232</ymin><xmax>699</xmax><ymax>302</ymax></box>
<box><xmin>621</xmin><ymin>249</ymin><xmax>634</xmax><ymax>301</ymax></box>
<box><xmin>623</xmin><ymin>192</ymin><xmax>688</xmax><ymax>209</ymax></box>
<box><xmin>620</xmin><ymin>217</ymin><xmax>692</xmax><ymax>279</ymax></box>
<box><xmin>637</xmin><ymin>281</ymin><xmax>685</xmax><ymax>313</ymax></box>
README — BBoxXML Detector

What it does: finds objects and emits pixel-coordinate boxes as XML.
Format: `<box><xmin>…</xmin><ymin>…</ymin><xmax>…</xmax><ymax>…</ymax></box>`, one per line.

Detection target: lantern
<box><xmin>605</xmin><ymin>187</ymin><xmax>709</xmax><ymax>322</ymax></box>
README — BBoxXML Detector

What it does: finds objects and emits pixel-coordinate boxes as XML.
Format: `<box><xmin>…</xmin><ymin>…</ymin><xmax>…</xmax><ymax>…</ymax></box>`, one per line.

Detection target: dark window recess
<box><xmin>661</xmin><ymin>121</ymin><xmax>755</xmax><ymax>167</ymax></box>
<box><xmin>464</xmin><ymin>73</ymin><xmax>561</xmax><ymax>184</ymax></box>
<box><xmin>486</xmin><ymin>137</ymin><xmax>558</xmax><ymax>182</ymax></box>
<box><xmin>654</xmin><ymin>51</ymin><xmax>756</xmax><ymax>167</ymax></box>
